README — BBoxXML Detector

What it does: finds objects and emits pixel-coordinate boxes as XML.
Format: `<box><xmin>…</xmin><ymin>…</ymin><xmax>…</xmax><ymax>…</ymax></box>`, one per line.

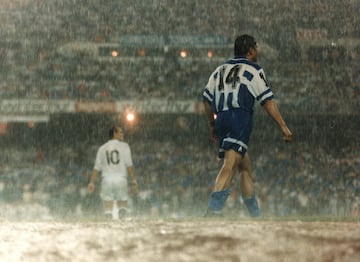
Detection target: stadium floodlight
<box><xmin>126</xmin><ymin>112</ymin><xmax>135</xmax><ymax>122</ymax></box>
<box><xmin>179</xmin><ymin>49</ymin><xmax>187</xmax><ymax>58</ymax></box>
<box><xmin>111</xmin><ymin>50</ymin><xmax>119</xmax><ymax>57</ymax></box>
<box><xmin>122</xmin><ymin>108</ymin><xmax>138</xmax><ymax>127</ymax></box>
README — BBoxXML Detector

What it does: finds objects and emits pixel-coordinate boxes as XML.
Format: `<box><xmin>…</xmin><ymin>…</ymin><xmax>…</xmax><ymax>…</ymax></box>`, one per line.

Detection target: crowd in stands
<box><xmin>0</xmin><ymin>139</ymin><xmax>358</xmax><ymax>220</ymax></box>
<box><xmin>0</xmin><ymin>1</ymin><xmax>359</xmax><ymax>220</ymax></box>
<box><xmin>0</xmin><ymin>0</ymin><xmax>359</xmax><ymax>113</ymax></box>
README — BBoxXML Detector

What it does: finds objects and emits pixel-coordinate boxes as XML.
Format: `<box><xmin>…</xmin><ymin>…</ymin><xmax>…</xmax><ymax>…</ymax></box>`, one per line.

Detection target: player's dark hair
<box><xmin>109</xmin><ymin>126</ymin><xmax>117</xmax><ymax>139</ymax></box>
<box><xmin>234</xmin><ymin>34</ymin><xmax>256</xmax><ymax>56</ymax></box>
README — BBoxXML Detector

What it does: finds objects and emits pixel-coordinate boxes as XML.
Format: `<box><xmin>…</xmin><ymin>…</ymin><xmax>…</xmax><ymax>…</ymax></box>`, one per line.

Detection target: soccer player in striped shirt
<box><xmin>203</xmin><ymin>34</ymin><xmax>292</xmax><ymax>217</ymax></box>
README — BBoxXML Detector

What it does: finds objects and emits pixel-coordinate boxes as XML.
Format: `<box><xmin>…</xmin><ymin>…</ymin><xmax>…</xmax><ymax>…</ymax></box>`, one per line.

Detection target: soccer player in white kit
<box><xmin>88</xmin><ymin>126</ymin><xmax>139</xmax><ymax>219</ymax></box>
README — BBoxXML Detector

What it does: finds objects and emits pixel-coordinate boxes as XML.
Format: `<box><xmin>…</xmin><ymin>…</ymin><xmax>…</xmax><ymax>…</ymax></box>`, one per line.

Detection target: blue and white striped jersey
<box><xmin>203</xmin><ymin>56</ymin><xmax>274</xmax><ymax>113</ymax></box>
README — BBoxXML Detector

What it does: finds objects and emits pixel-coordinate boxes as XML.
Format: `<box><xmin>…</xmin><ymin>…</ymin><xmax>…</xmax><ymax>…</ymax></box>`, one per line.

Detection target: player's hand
<box><xmin>132</xmin><ymin>180</ymin><xmax>139</xmax><ymax>195</ymax></box>
<box><xmin>88</xmin><ymin>182</ymin><xmax>95</xmax><ymax>193</ymax></box>
<box><xmin>210</xmin><ymin>126</ymin><xmax>218</xmax><ymax>144</ymax></box>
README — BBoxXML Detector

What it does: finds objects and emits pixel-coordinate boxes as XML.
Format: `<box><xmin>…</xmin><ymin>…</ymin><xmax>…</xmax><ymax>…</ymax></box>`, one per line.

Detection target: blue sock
<box><xmin>208</xmin><ymin>189</ymin><xmax>231</xmax><ymax>212</ymax></box>
<box><xmin>243</xmin><ymin>193</ymin><xmax>261</xmax><ymax>217</ymax></box>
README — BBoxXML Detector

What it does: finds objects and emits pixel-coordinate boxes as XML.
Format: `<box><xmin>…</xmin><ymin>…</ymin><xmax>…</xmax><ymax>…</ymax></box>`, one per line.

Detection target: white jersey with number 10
<box><xmin>94</xmin><ymin>139</ymin><xmax>133</xmax><ymax>179</ymax></box>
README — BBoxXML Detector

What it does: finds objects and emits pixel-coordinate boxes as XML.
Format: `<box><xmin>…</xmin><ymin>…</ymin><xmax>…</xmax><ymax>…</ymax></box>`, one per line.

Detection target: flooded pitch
<box><xmin>0</xmin><ymin>218</ymin><xmax>359</xmax><ymax>262</ymax></box>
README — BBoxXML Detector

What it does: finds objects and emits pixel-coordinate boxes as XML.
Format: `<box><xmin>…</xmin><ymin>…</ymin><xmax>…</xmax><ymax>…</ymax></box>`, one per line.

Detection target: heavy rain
<box><xmin>0</xmin><ymin>1</ymin><xmax>359</xmax><ymax>261</ymax></box>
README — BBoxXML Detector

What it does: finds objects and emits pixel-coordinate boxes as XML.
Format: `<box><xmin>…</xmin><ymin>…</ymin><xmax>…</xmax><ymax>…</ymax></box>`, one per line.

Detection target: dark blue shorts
<box><xmin>215</xmin><ymin>108</ymin><xmax>253</xmax><ymax>158</ymax></box>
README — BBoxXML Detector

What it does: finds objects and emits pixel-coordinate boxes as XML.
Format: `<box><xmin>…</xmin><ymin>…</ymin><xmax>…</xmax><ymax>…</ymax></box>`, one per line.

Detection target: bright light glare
<box><xmin>126</xmin><ymin>112</ymin><xmax>135</xmax><ymax>122</ymax></box>
<box><xmin>179</xmin><ymin>50</ymin><xmax>187</xmax><ymax>58</ymax></box>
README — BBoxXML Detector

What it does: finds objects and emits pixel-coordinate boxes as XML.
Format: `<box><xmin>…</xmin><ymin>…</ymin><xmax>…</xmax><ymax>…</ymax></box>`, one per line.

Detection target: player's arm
<box><xmin>262</xmin><ymin>99</ymin><xmax>292</xmax><ymax>142</ymax></box>
<box><xmin>127</xmin><ymin>166</ymin><xmax>139</xmax><ymax>195</ymax></box>
<box><xmin>88</xmin><ymin>169</ymin><xmax>100</xmax><ymax>193</ymax></box>
<box><xmin>204</xmin><ymin>100</ymin><xmax>214</xmax><ymax>125</ymax></box>
<box><xmin>203</xmin><ymin>101</ymin><xmax>217</xmax><ymax>142</ymax></box>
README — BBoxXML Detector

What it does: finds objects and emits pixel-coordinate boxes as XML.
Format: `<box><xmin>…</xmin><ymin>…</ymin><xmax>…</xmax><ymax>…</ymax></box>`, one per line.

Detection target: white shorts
<box><xmin>100</xmin><ymin>176</ymin><xmax>128</xmax><ymax>202</ymax></box>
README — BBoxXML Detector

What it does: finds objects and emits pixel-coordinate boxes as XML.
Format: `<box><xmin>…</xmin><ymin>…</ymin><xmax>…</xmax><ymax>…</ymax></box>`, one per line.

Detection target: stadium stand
<box><xmin>0</xmin><ymin>0</ymin><xmax>358</xmax><ymax>107</ymax></box>
<box><xmin>0</xmin><ymin>0</ymin><xmax>359</xmax><ymax>219</ymax></box>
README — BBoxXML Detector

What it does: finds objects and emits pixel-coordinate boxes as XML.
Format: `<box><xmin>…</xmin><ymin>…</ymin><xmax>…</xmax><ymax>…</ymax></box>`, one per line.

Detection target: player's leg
<box><xmin>238</xmin><ymin>153</ymin><xmax>260</xmax><ymax>217</ymax></box>
<box><xmin>114</xmin><ymin>177</ymin><xmax>130</xmax><ymax>219</ymax></box>
<box><xmin>116</xmin><ymin>200</ymin><xmax>129</xmax><ymax>218</ymax></box>
<box><xmin>103</xmin><ymin>200</ymin><xmax>114</xmax><ymax>219</ymax></box>
<box><xmin>207</xmin><ymin>149</ymin><xmax>240</xmax><ymax>215</ymax></box>
<box><xmin>100</xmin><ymin>179</ymin><xmax>116</xmax><ymax>219</ymax></box>
<box><xmin>238</xmin><ymin>152</ymin><xmax>254</xmax><ymax>198</ymax></box>
<box><xmin>214</xmin><ymin>149</ymin><xmax>240</xmax><ymax>191</ymax></box>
